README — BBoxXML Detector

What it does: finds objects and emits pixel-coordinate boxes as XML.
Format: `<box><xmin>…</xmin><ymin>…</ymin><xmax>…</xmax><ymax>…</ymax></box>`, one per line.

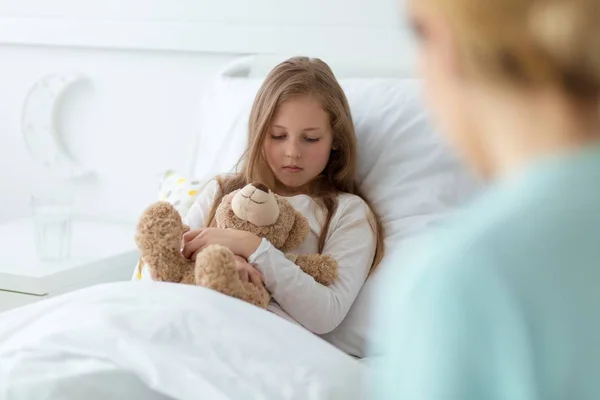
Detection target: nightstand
<box><xmin>0</xmin><ymin>217</ymin><xmax>140</xmax><ymax>313</ymax></box>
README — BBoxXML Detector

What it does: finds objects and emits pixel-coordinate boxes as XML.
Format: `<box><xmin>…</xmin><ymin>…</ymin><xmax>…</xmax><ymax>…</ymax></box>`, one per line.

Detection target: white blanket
<box><xmin>0</xmin><ymin>282</ymin><xmax>368</xmax><ymax>399</ymax></box>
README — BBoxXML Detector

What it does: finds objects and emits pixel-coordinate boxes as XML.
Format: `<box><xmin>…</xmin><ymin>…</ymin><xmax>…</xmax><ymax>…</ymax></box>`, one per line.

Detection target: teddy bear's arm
<box><xmin>289</xmin><ymin>254</ymin><xmax>339</xmax><ymax>286</ymax></box>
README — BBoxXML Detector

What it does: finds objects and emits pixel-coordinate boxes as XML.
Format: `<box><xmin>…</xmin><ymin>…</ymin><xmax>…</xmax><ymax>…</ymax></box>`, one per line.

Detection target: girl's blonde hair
<box><xmin>419</xmin><ymin>0</ymin><xmax>600</xmax><ymax>99</ymax></box>
<box><xmin>205</xmin><ymin>56</ymin><xmax>384</xmax><ymax>272</ymax></box>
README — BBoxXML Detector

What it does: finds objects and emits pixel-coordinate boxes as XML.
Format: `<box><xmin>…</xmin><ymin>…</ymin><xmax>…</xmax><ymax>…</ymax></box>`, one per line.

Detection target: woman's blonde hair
<box><xmin>420</xmin><ymin>0</ymin><xmax>600</xmax><ymax>99</ymax></box>
<box><xmin>204</xmin><ymin>56</ymin><xmax>384</xmax><ymax>272</ymax></box>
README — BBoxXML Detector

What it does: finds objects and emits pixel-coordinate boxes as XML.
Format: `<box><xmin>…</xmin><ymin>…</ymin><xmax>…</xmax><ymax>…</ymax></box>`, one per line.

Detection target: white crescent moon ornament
<box><xmin>21</xmin><ymin>72</ymin><xmax>93</xmax><ymax>180</ymax></box>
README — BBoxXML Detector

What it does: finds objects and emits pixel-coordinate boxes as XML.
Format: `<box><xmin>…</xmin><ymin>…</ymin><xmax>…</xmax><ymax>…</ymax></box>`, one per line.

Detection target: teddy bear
<box><xmin>135</xmin><ymin>182</ymin><xmax>339</xmax><ymax>308</ymax></box>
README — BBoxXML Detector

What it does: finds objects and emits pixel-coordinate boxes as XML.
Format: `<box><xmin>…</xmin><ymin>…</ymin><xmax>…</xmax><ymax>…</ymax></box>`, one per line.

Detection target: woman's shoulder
<box><xmin>396</xmin><ymin>185</ymin><xmax>535</xmax><ymax>285</ymax></box>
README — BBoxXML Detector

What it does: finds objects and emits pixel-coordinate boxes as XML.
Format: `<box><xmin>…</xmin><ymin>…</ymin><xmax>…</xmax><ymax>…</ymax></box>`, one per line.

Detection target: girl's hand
<box><xmin>182</xmin><ymin>228</ymin><xmax>262</xmax><ymax>260</ymax></box>
<box><xmin>234</xmin><ymin>255</ymin><xmax>264</xmax><ymax>288</ymax></box>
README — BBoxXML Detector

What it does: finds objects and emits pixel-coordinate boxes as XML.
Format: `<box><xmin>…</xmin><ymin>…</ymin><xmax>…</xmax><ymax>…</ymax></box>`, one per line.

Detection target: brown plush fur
<box><xmin>135</xmin><ymin>183</ymin><xmax>339</xmax><ymax>309</ymax></box>
<box><xmin>215</xmin><ymin>191</ymin><xmax>308</xmax><ymax>252</ymax></box>
<box><xmin>294</xmin><ymin>254</ymin><xmax>338</xmax><ymax>286</ymax></box>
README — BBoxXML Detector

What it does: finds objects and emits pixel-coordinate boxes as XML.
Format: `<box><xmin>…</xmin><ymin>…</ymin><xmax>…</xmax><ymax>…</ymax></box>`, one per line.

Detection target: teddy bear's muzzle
<box><xmin>231</xmin><ymin>183</ymin><xmax>280</xmax><ymax>226</ymax></box>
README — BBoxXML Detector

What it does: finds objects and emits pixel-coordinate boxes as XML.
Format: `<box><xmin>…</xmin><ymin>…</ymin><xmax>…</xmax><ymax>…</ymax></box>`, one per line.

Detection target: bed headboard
<box><xmin>216</xmin><ymin>54</ymin><xmax>416</xmax><ymax>80</ymax></box>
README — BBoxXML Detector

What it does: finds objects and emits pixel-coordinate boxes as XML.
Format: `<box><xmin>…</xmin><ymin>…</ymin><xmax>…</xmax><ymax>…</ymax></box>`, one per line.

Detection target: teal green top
<box><xmin>371</xmin><ymin>142</ymin><xmax>600</xmax><ymax>400</ymax></box>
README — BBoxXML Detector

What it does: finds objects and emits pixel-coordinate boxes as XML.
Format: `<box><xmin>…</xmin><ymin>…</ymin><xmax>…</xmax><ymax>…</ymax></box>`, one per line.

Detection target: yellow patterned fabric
<box><xmin>158</xmin><ymin>169</ymin><xmax>205</xmax><ymax>217</ymax></box>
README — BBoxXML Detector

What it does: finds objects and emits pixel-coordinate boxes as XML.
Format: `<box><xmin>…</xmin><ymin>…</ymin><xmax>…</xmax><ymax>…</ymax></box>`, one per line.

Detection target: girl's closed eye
<box><xmin>270</xmin><ymin>133</ymin><xmax>320</xmax><ymax>143</ymax></box>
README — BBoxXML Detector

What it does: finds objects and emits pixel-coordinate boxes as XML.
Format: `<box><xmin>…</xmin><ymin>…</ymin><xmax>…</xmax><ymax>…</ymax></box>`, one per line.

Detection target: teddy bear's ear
<box><xmin>280</xmin><ymin>209</ymin><xmax>309</xmax><ymax>252</ymax></box>
<box><xmin>215</xmin><ymin>190</ymin><xmax>238</xmax><ymax>228</ymax></box>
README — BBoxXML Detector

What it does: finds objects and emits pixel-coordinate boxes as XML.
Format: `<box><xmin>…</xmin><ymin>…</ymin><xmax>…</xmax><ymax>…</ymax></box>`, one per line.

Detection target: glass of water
<box><xmin>31</xmin><ymin>186</ymin><xmax>74</xmax><ymax>261</ymax></box>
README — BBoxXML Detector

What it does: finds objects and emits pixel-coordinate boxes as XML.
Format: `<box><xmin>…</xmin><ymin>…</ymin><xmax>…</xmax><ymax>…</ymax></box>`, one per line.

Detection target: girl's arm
<box><xmin>247</xmin><ymin>196</ymin><xmax>377</xmax><ymax>335</ymax></box>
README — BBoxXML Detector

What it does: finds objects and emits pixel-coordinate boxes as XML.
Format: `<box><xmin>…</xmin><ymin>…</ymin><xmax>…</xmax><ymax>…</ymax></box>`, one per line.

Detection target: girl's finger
<box><xmin>249</xmin><ymin>270</ymin><xmax>264</xmax><ymax>288</ymax></box>
<box><xmin>182</xmin><ymin>229</ymin><xmax>202</xmax><ymax>243</ymax></box>
<box><xmin>182</xmin><ymin>244</ymin><xmax>192</xmax><ymax>259</ymax></box>
<box><xmin>183</xmin><ymin>237</ymin><xmax>202</xmax><ymax>259</ymax></box>
<box><xmin>191</xmin><ymin>244</ymin><xmax>207</xmax><ymax>261</ymax></box>
<box><xmin>238</xmin><ymin>268</ymin><xmax>249</xmax><ymax>283</ymax></box>
<box><xmin>252</xmin><ymin>264</ymin><xmax>263</xmax><ymax>279</ymax></box>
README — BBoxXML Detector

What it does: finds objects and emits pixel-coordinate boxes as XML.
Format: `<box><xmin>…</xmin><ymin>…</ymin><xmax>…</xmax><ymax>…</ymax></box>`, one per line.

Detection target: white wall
<box><xmin>1</xmin><ymin>0</ymin><xmax>399</xmax><ymax>24</ymax></box>
<box><xmin>0</xmin><ymin>0</ymin><xmax>409</xmax><ymax>56</ymax></box>
<box><xmin>0</xmin><ymin>0</ymin><xmax>414</xmax><ymax>225</ymax></box>
<box><xmin>0</xmin><ymin>46</ymin><xmax>234</xmax><ymax>223</ymax></box>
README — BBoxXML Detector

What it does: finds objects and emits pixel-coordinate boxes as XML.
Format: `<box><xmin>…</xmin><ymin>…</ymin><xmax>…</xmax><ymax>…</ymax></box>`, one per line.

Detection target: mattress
<box><xmin>0</xmin><ymin>281</ymin><xmax>367</xmax><ymax>399</ymax></box>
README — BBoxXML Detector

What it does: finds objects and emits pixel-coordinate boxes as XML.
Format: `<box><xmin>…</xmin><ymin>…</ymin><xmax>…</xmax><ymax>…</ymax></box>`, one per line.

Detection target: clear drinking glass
<box><xmin>31</xmin><ymin>186</ymin><xmax>74</xmax><ymax>261</ymax></box>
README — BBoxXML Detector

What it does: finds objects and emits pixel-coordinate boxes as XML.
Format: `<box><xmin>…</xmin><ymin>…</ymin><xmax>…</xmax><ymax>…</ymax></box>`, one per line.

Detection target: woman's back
<box><xmin>375</xmin><ymin>0</ymin><xmax>600</xmax><ymax>396</ymax></box>
<box><xmin>375</xmin><ymin>143</ymin><xmax>600</xmax><ymax>399</ymax></box>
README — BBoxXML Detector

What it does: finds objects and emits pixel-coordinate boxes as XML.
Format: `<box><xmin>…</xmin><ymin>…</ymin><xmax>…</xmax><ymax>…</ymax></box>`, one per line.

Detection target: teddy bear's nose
<box><xmin>252</xmin><ymin>182</ymin><xmax>269</xmax><ymax>193</ymax></box>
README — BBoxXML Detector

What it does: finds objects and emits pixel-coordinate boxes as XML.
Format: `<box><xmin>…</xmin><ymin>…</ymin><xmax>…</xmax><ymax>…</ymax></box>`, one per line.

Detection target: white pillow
<box><xmin>156</xmin><ymin>169</ymin><xmax>207</xmax><ymax>217</ymax></box>
<box><xmin>189</xmin><ymin>77</ymin><xmax>261</xmax><ymax>179</ymax></box>
<box><xmin>189</xmin><ymin>76</ymin><xmax>480</xmax><ymax>357</ymax></box>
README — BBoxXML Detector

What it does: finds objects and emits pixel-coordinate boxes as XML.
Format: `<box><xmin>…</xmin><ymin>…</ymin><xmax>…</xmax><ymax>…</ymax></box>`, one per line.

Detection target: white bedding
<box><xmin>0</xmin><ymin>282</ymin><xmax>367</xmax><ymax>399</ymax></box>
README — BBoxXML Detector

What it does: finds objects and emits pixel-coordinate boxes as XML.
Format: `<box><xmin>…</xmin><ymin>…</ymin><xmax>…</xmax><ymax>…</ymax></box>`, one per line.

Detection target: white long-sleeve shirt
<box><xmin>182</xmin><ymin>180</ymin><xmax>377</xmax><ymax>335</ymax></box>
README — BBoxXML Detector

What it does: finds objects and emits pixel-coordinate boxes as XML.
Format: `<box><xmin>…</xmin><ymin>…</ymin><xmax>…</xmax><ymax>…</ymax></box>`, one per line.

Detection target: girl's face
<box><xmin>263</xmin><ymin>94</ymin><xmax>334</xmax><ymax>195</ymax></box>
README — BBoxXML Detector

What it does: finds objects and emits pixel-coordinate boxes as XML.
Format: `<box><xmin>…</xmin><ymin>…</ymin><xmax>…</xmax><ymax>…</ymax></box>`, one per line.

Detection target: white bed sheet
<box><xmin>0</xmin><ymin>281</ymin><xmax>368</xmax><ymax>399</ymax></box>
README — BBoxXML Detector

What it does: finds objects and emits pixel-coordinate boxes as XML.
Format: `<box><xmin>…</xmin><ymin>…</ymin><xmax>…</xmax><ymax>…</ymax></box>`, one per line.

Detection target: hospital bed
<box><xmin>0</xmin><ymin>54</ymin><xmax>479</xmax><ymax>399</ymax></box>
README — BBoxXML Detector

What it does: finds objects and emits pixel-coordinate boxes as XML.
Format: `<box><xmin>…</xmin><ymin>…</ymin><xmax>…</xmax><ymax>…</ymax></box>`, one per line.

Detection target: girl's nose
<box><xmin>285</xmin><ymin>142</ymin><xmax>302</xmax><ymax>159</ymax></box>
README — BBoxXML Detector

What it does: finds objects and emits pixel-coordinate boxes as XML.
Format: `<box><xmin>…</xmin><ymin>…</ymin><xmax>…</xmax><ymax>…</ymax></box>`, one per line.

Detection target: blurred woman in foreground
<box><xmin>374</xmin><ymin>0</ymin><xmax>600</xmax><ymax>398</ymax></box>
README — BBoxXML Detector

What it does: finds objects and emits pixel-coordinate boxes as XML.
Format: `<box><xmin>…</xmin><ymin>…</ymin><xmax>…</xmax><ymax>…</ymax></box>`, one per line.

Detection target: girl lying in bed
<box><xmin>169</xmin><ymin>57</ymin><xmax>384</xmax><ymax>334</ymax></box>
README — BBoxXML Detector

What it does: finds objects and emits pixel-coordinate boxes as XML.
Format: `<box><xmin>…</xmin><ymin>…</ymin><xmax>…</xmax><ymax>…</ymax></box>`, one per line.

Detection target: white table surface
<box><xmin>0</xmin><ymin>217</ymin><xmax>139</xmax><ymax>295</ymax></box>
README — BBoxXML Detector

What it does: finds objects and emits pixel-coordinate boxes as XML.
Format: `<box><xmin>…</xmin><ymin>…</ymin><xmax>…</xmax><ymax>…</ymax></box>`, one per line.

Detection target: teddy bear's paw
<box><xmin>195</xmin><ymin>244</ymin><xmax>245</xmax><ymax>293</ymax></box>
<box><xmin>144</xmin><ymin>248</ymin><xmax>195</xmax><ymax>284</ymax></box>
<box><xmin>240</xmin><ymin>281</ymin><xmax>271</xmax><ymax>309</ymax></box>
<box><xmin>195</xmin><ymin>245</ymin><xmax>270</xmax><ymax>308</ymax></box>
<box><xmin>135</xmin><ymin>201</ymin><xmax>186</xmax><ymax>255</ymax></box>
<box><xmin>295</xmin><ymin>254</ymin><xmax>339</xmax><ymax>286</ymax></box>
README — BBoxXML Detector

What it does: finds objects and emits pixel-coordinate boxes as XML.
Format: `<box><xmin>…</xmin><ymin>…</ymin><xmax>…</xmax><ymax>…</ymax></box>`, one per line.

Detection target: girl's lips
<box><xmin>283</xmin><ymin>166</ymin><xmax>303</xmax><ymax>172</ymax></box>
